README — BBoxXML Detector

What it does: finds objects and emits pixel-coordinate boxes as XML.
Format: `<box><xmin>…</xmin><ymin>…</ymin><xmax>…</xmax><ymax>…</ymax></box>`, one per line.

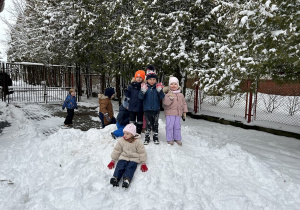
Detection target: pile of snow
<box><xmin>0</xmin><ymin>100</ymin><xmax>300</xmax><ymax>209</ymax></box>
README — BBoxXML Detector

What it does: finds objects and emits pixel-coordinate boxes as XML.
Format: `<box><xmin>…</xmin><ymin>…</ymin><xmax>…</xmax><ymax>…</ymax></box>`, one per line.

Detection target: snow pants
<box><xmin>144</xmin><ymin>111</ymin><xmax>159</xmax><ymax>135</ymax></box>
<box><xmin>129</xmin><ymin>111</ymin><xmax>143</xmax><ymax>134</ymax></box>
<box><xmin>142</xmin><ymin>115</ymin><xmax>146</xmax><ymax>129</ymax></box>
<box><xmin>64</xmin><ymin>109</ymin><xmax>74</xmax><ymax>125</ymax></box>
<box><xmin>113</xmin><ymin>160</ymin><xmax>138</xmax><ymax>181</ymax></box>
<box><xmin>112</xmin><ymin>122</ymin><xmax>126</xmax><ymax>137</ymax></box>
<box><xmin>165</xmin><ymin>115</ymin><xmax>181</xmax><ymax>141</ymax></box>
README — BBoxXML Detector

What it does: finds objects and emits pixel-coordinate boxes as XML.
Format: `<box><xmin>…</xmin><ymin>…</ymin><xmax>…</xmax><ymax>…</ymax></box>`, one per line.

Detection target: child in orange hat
<box><xmin>124</xmin><ymin>70</ymin><xmax>145</xmax><ymax>134</ymax></box>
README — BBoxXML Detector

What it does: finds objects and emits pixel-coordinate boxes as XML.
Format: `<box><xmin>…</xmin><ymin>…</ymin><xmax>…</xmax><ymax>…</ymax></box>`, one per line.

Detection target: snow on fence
<box><xmin>189</xmin><ymin>80</ymin><xmax>300</xmax><ymax>130</ymax></box>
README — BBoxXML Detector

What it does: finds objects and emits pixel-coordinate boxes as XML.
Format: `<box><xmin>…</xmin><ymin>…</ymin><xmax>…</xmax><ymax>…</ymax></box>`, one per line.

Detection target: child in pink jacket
<box><xmin>162</xmin><ymin>76</ymin><xmax>188</xmax><ymax>145</ymax></box>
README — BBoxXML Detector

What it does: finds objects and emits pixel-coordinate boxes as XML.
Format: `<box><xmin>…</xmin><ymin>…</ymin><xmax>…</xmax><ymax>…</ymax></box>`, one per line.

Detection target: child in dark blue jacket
<box><xmin>62</xmin><ymin>89</ymin><xmax>78</xmax><ymax>126</ymax></box>
<box><xmin>111</xmin><ymin>99</ymin><xmax>130</xmax><ymax>139</ymax></box>
<box><xmin>138</xmin><ymin>66</ymin><xmax>165</xmax><ymax>145</ymax></box>
<box><xmin>125</xmin><ymin>70</ymin><xmax>145</xmax><ymax>134</ymax></box>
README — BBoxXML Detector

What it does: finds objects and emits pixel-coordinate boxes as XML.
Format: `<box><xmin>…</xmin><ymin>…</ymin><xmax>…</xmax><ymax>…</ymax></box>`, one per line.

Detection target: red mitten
<box><xmin>107</xmin><ymin>160</ymin><xmax>115</xmax><ymax>169</ymax></box>
<box><xmin>140</xmin><ymin>164</ymin><xmax>148</xmax><ymax>172</ymax></box>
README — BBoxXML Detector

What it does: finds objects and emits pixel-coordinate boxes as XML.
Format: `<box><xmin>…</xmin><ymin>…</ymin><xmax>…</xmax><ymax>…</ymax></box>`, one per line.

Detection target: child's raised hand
<box><xmin>107</xmin><ymin>160</ymin><xmax>115</xmax><ymax>169</ymax></box>
<box><xmin>141</xmin><ymin>83</ymin><xmax>148</xmax><ymax>94</ymax></box>
<box><xmin>156</xmin><ymin>83</ymin><xmax>164</xmax><ymax>92</ymax></box>
<box><xmin>140</xmin><ymin>164</ymin><xmax>148</xmax><ymax>172</ymax></box>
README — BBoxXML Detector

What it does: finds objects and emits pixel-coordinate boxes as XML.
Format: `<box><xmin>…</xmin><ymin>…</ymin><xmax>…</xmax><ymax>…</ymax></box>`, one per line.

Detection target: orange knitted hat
<box><xmin>135</xmin><ymin>70</ymin><xmax>145</xmax><ymax>80</ymax></box>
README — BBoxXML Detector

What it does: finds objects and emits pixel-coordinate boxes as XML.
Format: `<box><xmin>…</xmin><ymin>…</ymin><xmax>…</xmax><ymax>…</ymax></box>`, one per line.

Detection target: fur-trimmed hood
<box><xmin>98</xmin><ymin>94</ymin><xmax>109</xmax><ymax>99</ymax></box>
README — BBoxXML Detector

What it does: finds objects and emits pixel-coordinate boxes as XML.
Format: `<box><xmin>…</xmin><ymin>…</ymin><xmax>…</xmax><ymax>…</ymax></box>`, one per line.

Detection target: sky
<box><xmin>0</xmin><ymin>96</ymin><xmax>300</xmax><ymax>209</ymax></box>
<box><xmin>0</xmin><ymin>0</ymin><xmax>16</xmax><ymax>61</ymax></box>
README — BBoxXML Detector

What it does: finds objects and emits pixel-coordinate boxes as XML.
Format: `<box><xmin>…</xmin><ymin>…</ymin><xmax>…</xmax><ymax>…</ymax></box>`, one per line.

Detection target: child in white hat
<box><xmin>107</xmin><ymin>123</ymin><xmax>148</xmax><ymax>188</ymax></box>
<box><xmin>162</xmin><ymin>76</ymin><xmax>188</xmax><ymax>146</ymax></box>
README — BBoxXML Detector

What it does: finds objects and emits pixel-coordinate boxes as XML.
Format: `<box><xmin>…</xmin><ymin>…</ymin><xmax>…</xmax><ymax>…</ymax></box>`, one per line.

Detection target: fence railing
<box><xmin>1</xmin><ymin>62</ymin><xmax>78</xmax><ymax>103</ymax></box>
<box><xmin>189</xmin><ymin>80</ymin><xmax>300</xmax><ymax>130</ymax></box>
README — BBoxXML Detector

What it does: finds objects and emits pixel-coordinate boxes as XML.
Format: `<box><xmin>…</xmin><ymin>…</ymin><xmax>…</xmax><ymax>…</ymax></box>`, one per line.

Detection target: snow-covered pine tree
<box><xmin>202</xmin><ymin>0</ymin><xmax>300</xmax><ymax>96</ymax></box>
<box><xmin>8</xmin><ymin>0</ymin><xmax>80</xmax><ymax>64</ymax></box>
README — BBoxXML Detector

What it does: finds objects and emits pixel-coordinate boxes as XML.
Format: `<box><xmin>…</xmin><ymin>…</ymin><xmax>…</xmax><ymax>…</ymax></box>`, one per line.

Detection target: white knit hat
<box><xmin>123</xmin><ymin>123</ymin><xmax>136</xmax><ymax>136</ymax></box>
<box><xmin>169</xmin><ymin>76</ymin><xmax>179</xmax><ymax>86</ymax></box>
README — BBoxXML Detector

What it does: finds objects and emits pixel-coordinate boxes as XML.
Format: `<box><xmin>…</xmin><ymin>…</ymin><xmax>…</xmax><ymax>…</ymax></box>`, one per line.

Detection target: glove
<box><xmin>140</xmin><ymin>164</ymin><xmax>148</xmax><ymax>172</ymax></box>
<box><xmin>168</xmin><ymin>91</ymin><xmax>174</xmax><ymax>101</ymax></box>
<box><xmin>104</xmin><ymin>113</ymin><xmax>111</xmax><ymax>122</ymax></box>
<box><xmin>141</xmin><ymin>83</ymin><xmax>148</xmax><ymax>94</ymax></box>
<box><xmin>182</xmin><ymin>112</ymin><xmax>186</xmax><ymax>121</ymax></box>
<box><xmin>107</xmin><ymin>160</ymin><xmax>115</xmax><ymax>169</ymax></box>
<box><xmin>156</xmin><ymin>83</ymin><xmax>164</xmax><ymax>92</ymax></box>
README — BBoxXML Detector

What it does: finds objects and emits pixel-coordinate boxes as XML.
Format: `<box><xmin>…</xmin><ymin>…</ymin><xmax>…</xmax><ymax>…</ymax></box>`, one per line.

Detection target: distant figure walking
<box><xmin>62</xmin><ymin>89</ymin><xmax>78</xmax><ymax>127</ymax></box>
<box><xmin>0</xmin><ymin>72</ymin><xmax>13</xmax><ymax>98</ymax></box>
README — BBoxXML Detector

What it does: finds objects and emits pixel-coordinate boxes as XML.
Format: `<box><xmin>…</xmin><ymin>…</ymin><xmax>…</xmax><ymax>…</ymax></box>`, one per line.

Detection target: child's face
<box><xmin>123</xmin><ymin>131</ymin><xmax>134</xmax><ymax>140</ymax></box>
<box><xmin>110</xmin><ymin>94</ymin><xmax>115</xmax><ymax>99</ymax></box>
<box><xmin>170</xmin><ymin>83</ymin><xmax>178</xmax><ymax>91</ymax></box>
<box><xmin>147</xmin><ymin>78</ymin><xmax>157</xmax><ymax>86</ymax></box>
<box><xmin>136</xmin><ymin>77</ymin><xmax>143</xmax><ymax>83</ymax></box>
<box><xmin>71</xmin><ymin>91</ymin><xmax>76</xmax><ymax>96</ymax></box>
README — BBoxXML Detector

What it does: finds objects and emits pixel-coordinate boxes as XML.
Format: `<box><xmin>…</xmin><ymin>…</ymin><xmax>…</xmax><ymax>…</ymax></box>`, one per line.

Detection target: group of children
<box><xmin>62</xmin><ymin>64</ymin><xmax>188</xmax><ymax>188</ymax></box>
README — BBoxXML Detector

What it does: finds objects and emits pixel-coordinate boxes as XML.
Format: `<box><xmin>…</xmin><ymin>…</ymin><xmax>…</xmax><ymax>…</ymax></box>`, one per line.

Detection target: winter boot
<box><xmin>144</xmin><ymin>130</ymin><xmax>150</xmax><ymax>145</ymax></box>
<box><xmin>174</xmin><ymin>140</ymin><xmax>182</xmax><ymax>146</ymax></box>
<box><xmin>122</xmin><ymin>177</ymin><xmax>130</xmax><ymax>188</ymax></box>
<box><xmin>110</xmin><ymin>177</ymin><xmax>119</xmax><ymax>187</ymax></box>
<box><xmin>153</xmin><ymin>133</ymin><xmax>159</xmax><ymax>144</ymax></box>
<box><xmin>111</xmin><ymin>132</ymin><xmax>117</xmax><ymax>140</ymax></box>
<box><xmin>167</xmin><ymin>141</ymin><xmax>174</xmax><ymax>145</ymax></box>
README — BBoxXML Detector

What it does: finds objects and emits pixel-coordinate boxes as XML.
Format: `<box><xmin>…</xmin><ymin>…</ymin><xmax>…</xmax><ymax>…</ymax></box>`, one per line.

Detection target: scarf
<box><xmin>123</xmin><ymin>136</ymin><xmax>136</xmax><ymax>143</ymax></box>
<box><xmin>171</xmin><ymin>90</ymin><xmax>180</xmax><ymax>94</ymax></box>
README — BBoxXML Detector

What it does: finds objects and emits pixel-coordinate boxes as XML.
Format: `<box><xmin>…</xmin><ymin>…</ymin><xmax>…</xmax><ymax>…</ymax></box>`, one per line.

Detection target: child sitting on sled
<box><xmin>107</xmin><ymin>123</ymin><xmax>148</xmax><ymax>188</ymax></box>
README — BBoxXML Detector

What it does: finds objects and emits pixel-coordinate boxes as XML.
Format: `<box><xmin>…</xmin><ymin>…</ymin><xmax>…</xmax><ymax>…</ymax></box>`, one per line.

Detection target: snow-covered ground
<box><xmin>0</xmin><ymin>97</ymin><xmax>300</xmax><ymax>210</ymax></box>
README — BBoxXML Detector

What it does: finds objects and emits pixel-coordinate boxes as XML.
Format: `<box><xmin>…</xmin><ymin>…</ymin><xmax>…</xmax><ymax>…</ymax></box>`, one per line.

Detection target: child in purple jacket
<box><xmin>162</xmin><ymin>76</ymin><xmax>188</xmax><ymax>145</ymax></box>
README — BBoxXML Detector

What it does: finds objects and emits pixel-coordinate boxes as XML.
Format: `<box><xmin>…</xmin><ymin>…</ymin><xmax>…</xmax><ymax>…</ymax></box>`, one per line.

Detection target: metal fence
<box><xmin>0</xmin><ymin>62</ymin><xmax>78</xmax><ymax>103</ymax></box>
<box><xmin>190</xmin><ymin>79</ymin><xmax>300</xmax><ymax>129</ymax></box>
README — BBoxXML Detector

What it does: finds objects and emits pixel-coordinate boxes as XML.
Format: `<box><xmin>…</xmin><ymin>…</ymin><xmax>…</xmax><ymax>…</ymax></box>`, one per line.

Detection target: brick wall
<box><xmin>190</xmin><ymin>78</ymin><xmax>300</xmax><ymax>96</ymax></box>
<box><xmin>257</xmin><ymin>80</ymin><xmax>300</xmax><ymax>96</ymax></box>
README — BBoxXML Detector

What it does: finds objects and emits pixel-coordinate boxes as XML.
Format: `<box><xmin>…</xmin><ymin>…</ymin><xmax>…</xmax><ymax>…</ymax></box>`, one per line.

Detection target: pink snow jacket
<box><xmin>162</xmin><ymin>87</ymin><xmax>188</xmax><ymax>117</ymax></box>
<box><xmin>111</xmin><ymin>134</ymin><xmax>147</xmax><ymax>164</ymax></box>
